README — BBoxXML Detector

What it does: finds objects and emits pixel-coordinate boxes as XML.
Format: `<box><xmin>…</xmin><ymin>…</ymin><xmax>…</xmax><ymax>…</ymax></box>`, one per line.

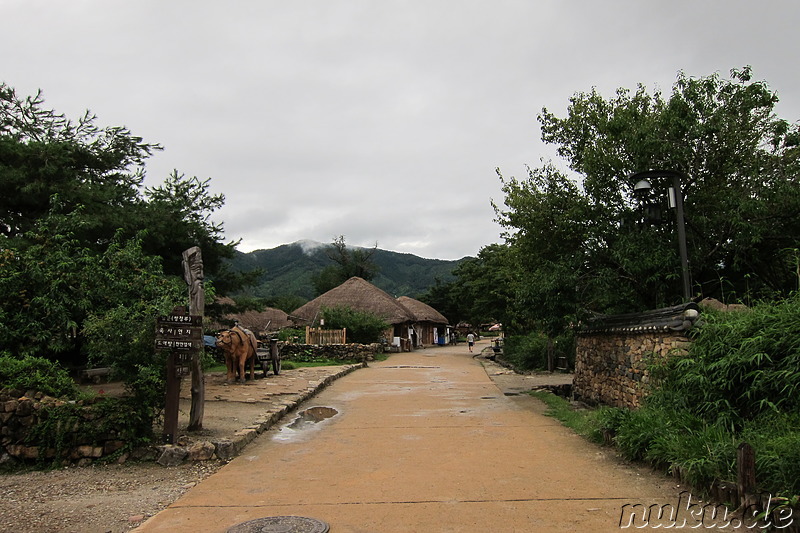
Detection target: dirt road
<box><xmin>135</xmin><ymin>341</ymin><xmax>724</xmax><ymax>532</ymax></box>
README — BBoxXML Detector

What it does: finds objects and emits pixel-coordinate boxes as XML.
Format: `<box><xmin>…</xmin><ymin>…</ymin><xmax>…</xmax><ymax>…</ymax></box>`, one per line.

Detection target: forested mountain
<box><xmin>226</xmin><ymin>240</ymin><xmax>467</xmax><ymax>301</ymax></box>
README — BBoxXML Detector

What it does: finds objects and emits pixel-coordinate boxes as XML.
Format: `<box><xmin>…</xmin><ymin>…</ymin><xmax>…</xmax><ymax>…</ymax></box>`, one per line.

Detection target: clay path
<box><xmin>136</xmin><ymin>340</ymin><xmax>717</xmax><ymax>532</ymax></box>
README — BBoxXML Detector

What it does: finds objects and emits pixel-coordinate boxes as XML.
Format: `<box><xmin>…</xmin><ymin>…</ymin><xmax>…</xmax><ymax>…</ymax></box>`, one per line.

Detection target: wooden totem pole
<box><xmin>182</xmin><ymin>246</ymin><xmax>205</xmax><ymax>430</ymax></box>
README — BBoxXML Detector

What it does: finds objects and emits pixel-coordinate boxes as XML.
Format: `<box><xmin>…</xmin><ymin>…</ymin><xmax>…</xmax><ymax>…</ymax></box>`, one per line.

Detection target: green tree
<box><xmin>536</xmin><ymin>67</ymin><xmax>800</xmax><ymax>305</ymax></box>
<box><xmin>0</xmin><ymin>205</ymin><xmax>184</xmax><ymax>365</ymax></box>
<box><xmin>0</xmin><ymin>84</ymin><xmax>261</xmax><ymax>363</ymax></box>
<box><xmin>0</xmin><ymin>84</ymin><xmax>244</xmax><ymax>286</ymax></box>
<box><xmin>311</xmin><ymin>235</ymin><xmax>379</xmax><ymax>295</ymax></box>
<box><xmin>495</xmin><ymin>67</ymin><xmax>800</xmax><ymax>337</ymax></box>
<box><xmin>418</xmin><ymin>244</ymin><xmax>514</xmax><ymax>330</ymax></box>
<box><xmin>0</xmin><ymin>85</ymin><xmax>157</xmax><ymax>243</ymax></box>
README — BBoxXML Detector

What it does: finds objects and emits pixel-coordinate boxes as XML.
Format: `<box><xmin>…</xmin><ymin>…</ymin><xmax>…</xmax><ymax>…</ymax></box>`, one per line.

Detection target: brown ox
<box><xmin>215</xmin><ymin>326</ymin><xmax>257</xmax><ymax>383</ymax></box>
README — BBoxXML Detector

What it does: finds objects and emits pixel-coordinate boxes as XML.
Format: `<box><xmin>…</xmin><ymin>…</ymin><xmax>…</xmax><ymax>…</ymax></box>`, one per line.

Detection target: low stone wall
<box><xmin>0</xmin><ymin>389</ymin><xmax>127</xmax><ymax>466</ymax></box>
<box><xmin>280</xmin><ymin>342</ymin><xmax>382</xmax><ymax>362</ymax></box>
<box><xmin>573</xmin><ymin>332</ymin><xmax>691</xmax><ymax>409</ymax></box>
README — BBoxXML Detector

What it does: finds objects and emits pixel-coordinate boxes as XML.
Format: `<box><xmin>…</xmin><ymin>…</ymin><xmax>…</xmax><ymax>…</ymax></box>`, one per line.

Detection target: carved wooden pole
<box><xmin>183</xmin><ymin>246</ymin><xmax>205</xmax><ymax>431</ymax></box>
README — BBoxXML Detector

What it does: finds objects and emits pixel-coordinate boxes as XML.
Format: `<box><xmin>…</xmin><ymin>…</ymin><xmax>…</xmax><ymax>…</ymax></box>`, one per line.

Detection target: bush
<box><xmin>277</xmin><ymin>327</ymin><xmax>305</xmax><ymax>343</ymax></box>
<box><xmin>502</xmin><ymin>330</ymin><xmax>575</xmax><ymax>371</ymax></box>
<box><xmin>606</xmin><ymin>295</ymin><xmax>800</xmax><ymax>497</ymax></box>
<box><xmin>651</xmin><ymin>294</ymin><xmax>800</xmax><ymax>429</ymax></box>
<box><xmin>0</xmin><ymin>353</ymin><xmax>81</xmax><ymax>399</ymax></box>
<box><xmin>319</xmin><ymin>306</ymin><xmax>389</xmax><ymax>344</ymax></box>
<box><xmin>502</xmin><ymin>332</ymin><xmax>548</xmax><ymax>370</ymax></box>
<box><xmin>28</xmin><ymin>394</ymin><xmax>157</xmax><ymax>466</ymax></box>
<box><xmin>740</xmin><ymin>413</ymin><xmax>800</xmax><ymax>495</ymax></box>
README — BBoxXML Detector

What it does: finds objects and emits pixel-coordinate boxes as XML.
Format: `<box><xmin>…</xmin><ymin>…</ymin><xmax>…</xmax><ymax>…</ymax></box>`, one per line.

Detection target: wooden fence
<box><xmin>305</xmin><ymin>326</ymin><xmax>347</xmax><ymax>345</ymax></box>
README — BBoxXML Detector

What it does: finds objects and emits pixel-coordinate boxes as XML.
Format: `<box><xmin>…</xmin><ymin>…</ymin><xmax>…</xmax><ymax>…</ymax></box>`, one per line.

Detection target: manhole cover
<box><xmin>227</xmin><ymin>516</ymin><xmax>329</xmax><ymax>533</ymax></box>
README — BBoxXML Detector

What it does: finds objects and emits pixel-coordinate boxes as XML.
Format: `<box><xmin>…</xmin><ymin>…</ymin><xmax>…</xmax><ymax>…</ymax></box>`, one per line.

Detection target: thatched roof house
<box><xmin>397</xmin><ymin>296</ymin><xmax>450</xmax><ymax>347</ymax></box>
<box><xmin>290</xmin><ymin>277</ymin><xmax>414</xmax><ymax>325</ymax></box>
<box><xmin>211</xmin><ymin>297</ymin><xmax>291</xmax><ymax>335</ymax></box>
<box><xmin>396</xmin><ymin>296</ymin><xmax>448</xmax><ymax>324</ymax></box>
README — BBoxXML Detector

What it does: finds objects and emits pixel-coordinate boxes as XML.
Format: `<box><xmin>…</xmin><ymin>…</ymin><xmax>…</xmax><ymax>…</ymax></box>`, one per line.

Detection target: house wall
<box><xmin>573</xmin><ymin>331</ymin><xmax>691</xmax><ymax>409</ymax></box>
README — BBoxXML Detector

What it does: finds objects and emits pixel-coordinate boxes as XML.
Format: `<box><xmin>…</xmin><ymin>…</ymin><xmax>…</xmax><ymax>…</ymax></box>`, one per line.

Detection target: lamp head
<box><xmin>633</xmin><ymin>179</ymin><xmax>652</xmax><ymax>196</ymax></box>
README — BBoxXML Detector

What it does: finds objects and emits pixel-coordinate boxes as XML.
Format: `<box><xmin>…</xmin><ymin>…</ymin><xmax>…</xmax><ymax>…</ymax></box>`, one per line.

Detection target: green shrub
<box><xmin>502</xmin><ymin>332</ymin><xmax>548</xmax><ymax>370</ymax></box>
<box><xmin>740</xmin><ymin>413</ymin><xmax>800</xmax><ymax>495</ymax></box>
<box><xmin>651</xmin><ymin>294</ymin><xmax>800</xmax><ymax>429</ymax></box>
<box><xmin>613</xmin><ymin>407</ymin><xmax>666</xmax><ymax>462</ymax></box>
<box><xmin>28</xmin><ymin>395</ymin><xmax>156</xmax><ymax>466</ymax></box>
<box><xmin>605</xmin><ymin>295</ymin><xmax>800</xmax><ymax>498</ymax></box>
<box><xmin>320</xmin><ymin>306</ymin><xmax>389</xmax><ymax>344</ymax></box>
<box><xmin>277</xmin><ymin>327</ymin><xmax>305</xmax><ymax>342</ymax></box>
<box><xmin>502</xmin><ymin>330</ymin><xmax>575</xmax><ymax>371</ymax></box>
<box><xmin>0</xmin><ymin>353</ymin><xmax>81</xmax><ymax>399</ymax></box>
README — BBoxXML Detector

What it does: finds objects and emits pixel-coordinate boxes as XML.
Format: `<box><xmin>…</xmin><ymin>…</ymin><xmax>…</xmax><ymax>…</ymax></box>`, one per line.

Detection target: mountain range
<box><xmin>227</xmin><ymin>240</ymin><xmax>468</xmax><ymax>301</ymax></box>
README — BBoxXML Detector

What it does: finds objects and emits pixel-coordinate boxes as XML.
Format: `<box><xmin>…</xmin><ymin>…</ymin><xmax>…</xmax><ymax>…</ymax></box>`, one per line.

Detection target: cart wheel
<box><xmin>271</xmin><ymin>353</ymin><xmax>281</xmax><ymax>375</ymax></box>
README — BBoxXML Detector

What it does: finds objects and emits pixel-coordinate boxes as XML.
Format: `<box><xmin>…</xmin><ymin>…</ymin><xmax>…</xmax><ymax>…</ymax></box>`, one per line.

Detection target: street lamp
<box><xmin>630</xmin><ymin>170</ymin><xmax>692</xmax><ymax>302</ymax></box>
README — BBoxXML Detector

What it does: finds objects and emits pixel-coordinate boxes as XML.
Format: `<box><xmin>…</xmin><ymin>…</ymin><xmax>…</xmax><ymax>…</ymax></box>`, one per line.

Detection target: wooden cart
<box><xmin>256</xmin><ymin>337</ymin><xmax>282</xmax><ymax>377</ymax></box>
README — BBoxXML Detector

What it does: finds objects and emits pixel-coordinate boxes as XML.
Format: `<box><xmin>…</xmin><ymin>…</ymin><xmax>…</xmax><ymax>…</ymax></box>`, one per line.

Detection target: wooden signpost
<box><xmin>155</xmin><ymin>310</ymin><xmax>202</xmax><ymax>444</ymax></box>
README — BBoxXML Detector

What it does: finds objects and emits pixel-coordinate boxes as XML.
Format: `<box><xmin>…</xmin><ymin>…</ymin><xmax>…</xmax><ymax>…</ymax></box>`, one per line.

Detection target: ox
<box><xmin>215</xmin><ymin>326</ymin><xmax>257</xmax><ymax>383</ymax></box>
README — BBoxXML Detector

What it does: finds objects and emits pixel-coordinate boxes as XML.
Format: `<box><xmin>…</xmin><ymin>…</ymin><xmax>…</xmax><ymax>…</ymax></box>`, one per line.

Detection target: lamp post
<box><xmin>630</xmin><ymin>170</ymin><xmax>692</xmax><ymax>302</ymax></box>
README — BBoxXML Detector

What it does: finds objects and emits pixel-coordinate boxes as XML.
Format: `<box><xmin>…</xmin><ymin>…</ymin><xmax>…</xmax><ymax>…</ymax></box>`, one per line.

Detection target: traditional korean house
<box><xmin>290</xmin><ymin>277</ymin><xmax>416</xmax><ymax>349</ymax></box>
<box><xmin>396</xmin><ymin>296</ymin><xmax>450</xmax><ymax>347</ymax></box>
<box><xmin>211</xmin><ymin>297</ymin><xmax>291</xmax><ymax>337</ymax></box>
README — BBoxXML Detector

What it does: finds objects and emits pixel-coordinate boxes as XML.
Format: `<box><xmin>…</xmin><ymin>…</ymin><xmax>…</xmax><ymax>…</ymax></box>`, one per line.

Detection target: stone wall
<box><xmin>573</xmin><ymin>332</ymin><xmax>691</xmax><ymax>409</ymax></box>
<box><xmin>280</xmin><ymin>342</ymin><xmax>382</xmax><ymax>362</ymax></box>
<box><xmin>0</xmin><ymin>388</ymin><xmax>127</xmax><ymax>466</ymax></box>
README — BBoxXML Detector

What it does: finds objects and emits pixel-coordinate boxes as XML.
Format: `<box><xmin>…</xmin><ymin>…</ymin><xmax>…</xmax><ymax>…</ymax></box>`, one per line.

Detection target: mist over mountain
<box><xmin>226</xmin><ymin>240</ymin><xmax>468</xmax><ymax>301</ymax></box>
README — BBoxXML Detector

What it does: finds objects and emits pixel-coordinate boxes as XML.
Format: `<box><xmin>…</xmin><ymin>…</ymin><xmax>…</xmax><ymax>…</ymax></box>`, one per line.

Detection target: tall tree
<box><xmin>494</xmin><ymin>67</ymin><xmax>800</xmax><ymax>337</ymax></box>
<box><xmin>536</xmin><ymin>67</ymin><xmax>800</xmax><ymax>304</ymax></box>
<box><xmin>0</xmin><ymin>84</ymin><xmax>249</xmax><ymax>364</ymax></box>
<box><xmin>0</xmin><ymin>84</ymin><xmax>241</xmax><ymax>282</ymax></box>
<box><xmin>311</xmin><ymin>235</ymin><xmax>380</xmax><ymax>295</ymax></box>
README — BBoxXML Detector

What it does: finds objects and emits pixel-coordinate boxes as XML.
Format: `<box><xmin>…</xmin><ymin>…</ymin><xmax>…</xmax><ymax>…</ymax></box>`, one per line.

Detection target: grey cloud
<box><xmin>3</xmin><ymin>1</ymin><xmax>798</xmax><ymax>260</ymax></box>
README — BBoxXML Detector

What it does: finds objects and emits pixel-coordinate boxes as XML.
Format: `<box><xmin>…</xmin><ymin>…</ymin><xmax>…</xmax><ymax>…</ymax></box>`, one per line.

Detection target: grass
<box><xmin>529</xmin><ymin>390</ymin><xmax>604</xmax><ymax>443</ymax></box>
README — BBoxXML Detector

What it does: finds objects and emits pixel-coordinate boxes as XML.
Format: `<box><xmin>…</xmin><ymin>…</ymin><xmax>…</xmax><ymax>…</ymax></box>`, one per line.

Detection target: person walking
<box><xmin>466</xmin><ymin>332</ymin><xmax>475</xmax><ymax>353</ymax></box>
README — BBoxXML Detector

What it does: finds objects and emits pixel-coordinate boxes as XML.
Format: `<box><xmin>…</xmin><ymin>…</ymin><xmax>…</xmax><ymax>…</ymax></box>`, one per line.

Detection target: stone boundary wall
<box><xmin>2</xmin><ymin>363</ymin><xmax>367</xmax><ymax>467</ymax></box>
<box><xmin>0</xmin><ymin>389</ymin><xmax>127</xmax><ymax>466</ymax></box>
<box><xmin>280</xmin><ymin>342</ymin><xmax>382</xmax><ymax>362</ymax></box>
<box><xmin>573</xmin><ymin>332</ymin><xmax>691</xmax><ymax>409</ymax></box>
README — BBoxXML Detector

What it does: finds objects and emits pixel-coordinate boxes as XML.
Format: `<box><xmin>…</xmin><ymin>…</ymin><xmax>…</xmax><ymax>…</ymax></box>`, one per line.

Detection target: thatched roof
<box><xmin>211</xmin><ymin>297</ymin><xmax>291</xmax><ymax>333</ymax></box>
<box><xmin>291</xmin><ymin>277</ymin><xmax>414</xmax><ymax>325</ymax></box>
<box><xmin>396</xmin><ymin>296</ymin><xmax>448</xmax><ymax>324</ymax></box>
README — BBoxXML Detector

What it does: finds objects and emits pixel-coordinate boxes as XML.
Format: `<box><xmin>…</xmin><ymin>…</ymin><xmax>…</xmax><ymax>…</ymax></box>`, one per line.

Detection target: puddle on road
<box><xmin>273</xmin><ymin>406</ymin><xmax>338</xmax><ymax>443</ymax></box>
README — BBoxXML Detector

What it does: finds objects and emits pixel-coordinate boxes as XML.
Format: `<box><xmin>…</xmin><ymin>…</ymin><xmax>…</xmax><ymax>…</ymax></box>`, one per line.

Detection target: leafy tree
<box><xmin>0</xmin><ymin>205</ymin><xmax>184</xmax><ymax>365</ymax></box>
<box><xmin>494</xmin><ymin>67</ymin><xmax>800</xmax><ymax>337</ymax></box>
<box><xmin>539</xmin><ymin>67</ymin><xmax>800</xmax><ymax>303</ymax></box>
<box><xmin>417</xmin><ymin>244</ymin><xmax>514</xmax><ymax>330</ymax></box>
<box><xmin>0</xmin><ymin>85</ymin><xmax>157</xmax><ymax>243</ymax></box>
<box><xmin>141</xmin><ymin>172</ymin><xmax>238</xmax><ymax>277</ymax></box>
<box><xmin>0</xmin><ymin>84</ymin><xmax>244</xmax><ymax>286</ymax></box>
<box><xmin>311</xmin><ymin>235</ymin><xmax>379</xmax><ymax>295</ymax></box>
<box><xmin>0</xmin><ymin>85</ymin><xmax>257</xmax><ymax>366</ymax></box>
<box><xmin>417</xmin><ymin>277</ymin><xmax>461</xmax><ymax>325</ymax></box>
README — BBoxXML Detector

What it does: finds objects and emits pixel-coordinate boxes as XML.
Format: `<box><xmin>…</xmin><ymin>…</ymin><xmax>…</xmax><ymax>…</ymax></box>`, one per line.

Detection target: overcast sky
<box><xmin>3</xmin><ymin>1</ymin><xmax>799</xmax><ymax>260</ymax></box>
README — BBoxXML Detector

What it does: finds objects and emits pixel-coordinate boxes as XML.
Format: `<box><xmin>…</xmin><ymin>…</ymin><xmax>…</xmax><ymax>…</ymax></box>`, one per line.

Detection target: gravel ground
<box><xmin>0</xmin><ymin>460</ymin><xmax>223</xmax><ymax>533</ymax></box>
